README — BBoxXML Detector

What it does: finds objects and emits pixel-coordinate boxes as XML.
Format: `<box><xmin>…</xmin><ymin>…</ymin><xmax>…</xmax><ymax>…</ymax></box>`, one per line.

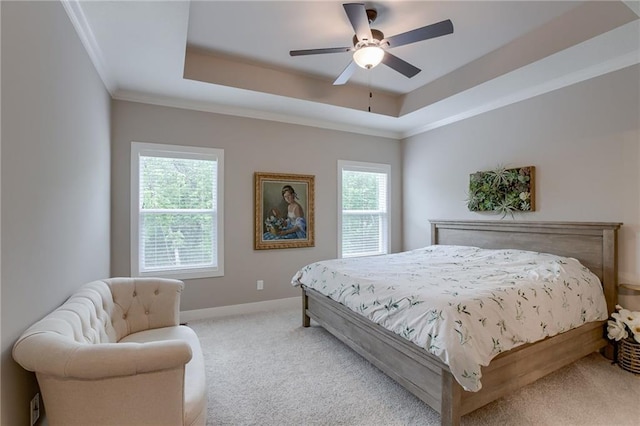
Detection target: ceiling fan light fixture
<box><xmin>353</xmin><ymin>44</ymin><xmax>384</xmax><ymax>69</ymax></box>
<box><xmin>290</xmin><ymin>3</ymin><xmax>454</xmax><ymax>85</ymax></box>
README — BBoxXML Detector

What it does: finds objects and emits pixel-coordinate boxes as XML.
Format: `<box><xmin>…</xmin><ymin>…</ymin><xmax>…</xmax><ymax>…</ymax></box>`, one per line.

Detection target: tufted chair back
<box><xmin>105</xmin><ymin>277</ymin><xmax>183</xmax><ymax>341</ymax></box>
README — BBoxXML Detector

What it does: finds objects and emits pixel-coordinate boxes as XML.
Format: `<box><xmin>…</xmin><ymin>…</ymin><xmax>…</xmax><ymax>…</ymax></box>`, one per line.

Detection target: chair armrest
<box><xmin>14</xmin><ymin>334</ymin><xmax>192</xmax><ymax>380</ymax></box>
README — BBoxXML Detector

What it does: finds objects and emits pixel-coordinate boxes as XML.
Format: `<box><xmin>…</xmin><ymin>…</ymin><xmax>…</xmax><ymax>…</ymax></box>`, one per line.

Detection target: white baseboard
<box><xmin>180</xmin><ymin>296</ymin><xmax>300</xmax><ymax>323</ymax></box>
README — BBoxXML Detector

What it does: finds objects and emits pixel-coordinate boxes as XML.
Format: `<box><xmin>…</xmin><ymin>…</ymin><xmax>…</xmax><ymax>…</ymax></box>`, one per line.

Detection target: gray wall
<box><xmin>1</xmin><ymin>2</ymin><xmax>111</xmax><ymax>424</ymax></box>
<box><xmin>402</xmin><ymin>64</ymin><xmax>640</xmax><ymax>310</ymax></box>
<box><xmin>111</xmin><ymin>100</ymin><xmax>402</xmax><ymax>311</ymax></box>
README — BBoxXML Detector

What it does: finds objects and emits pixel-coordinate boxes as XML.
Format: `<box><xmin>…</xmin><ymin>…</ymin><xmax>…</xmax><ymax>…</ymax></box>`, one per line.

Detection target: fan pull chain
<box><xmin>368</xmin><ymin>71</ymin><xmax>372</xmax><ymax>113</ymax></box>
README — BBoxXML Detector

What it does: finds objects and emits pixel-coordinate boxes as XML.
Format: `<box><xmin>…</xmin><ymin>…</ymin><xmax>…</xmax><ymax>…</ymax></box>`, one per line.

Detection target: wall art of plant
<box><xmin>466</xmin><ymin>166</ymin><xmax>535</xmax><ymax>217</ymax></box>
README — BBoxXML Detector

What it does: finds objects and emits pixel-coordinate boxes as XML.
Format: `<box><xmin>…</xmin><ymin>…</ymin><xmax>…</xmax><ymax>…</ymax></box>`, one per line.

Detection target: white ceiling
<box><xmin>187</xmin><ymin>1</ymin><xmax>580</xmax><ymax>94</ymax></box>
<box><xmin>64</xmin><ymin>1</ymin><xmax>640</xmax><ymax>138</ymax></box>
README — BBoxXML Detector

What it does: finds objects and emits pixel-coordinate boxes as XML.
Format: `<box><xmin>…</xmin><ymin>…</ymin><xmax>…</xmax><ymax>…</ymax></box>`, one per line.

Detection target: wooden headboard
<box><xmin>430</xmin><ymin>220</ymin><xmax>622</xmax><ymax>315</ymax></box>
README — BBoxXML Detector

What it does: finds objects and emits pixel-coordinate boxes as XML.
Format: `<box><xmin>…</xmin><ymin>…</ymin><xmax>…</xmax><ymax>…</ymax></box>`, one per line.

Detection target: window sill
<box><xmin>135</xmin><ymin>268</ymin><xmax>224</xmax><ymax>280</ymax></box>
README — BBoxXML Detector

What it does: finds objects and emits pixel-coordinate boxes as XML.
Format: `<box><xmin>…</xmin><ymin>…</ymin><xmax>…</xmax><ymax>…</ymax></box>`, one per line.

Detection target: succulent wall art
<box><xmin>467</xmin><ymin>166</ymin><xmax>535</xmax><ymax>218</ymax></box>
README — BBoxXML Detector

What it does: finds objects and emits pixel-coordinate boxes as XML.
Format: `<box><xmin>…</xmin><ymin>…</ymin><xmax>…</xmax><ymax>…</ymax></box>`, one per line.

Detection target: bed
<box><xmin>295</xmin><ymin>220</ymin><xmax>621</xmax><ymax>426</ymax></box>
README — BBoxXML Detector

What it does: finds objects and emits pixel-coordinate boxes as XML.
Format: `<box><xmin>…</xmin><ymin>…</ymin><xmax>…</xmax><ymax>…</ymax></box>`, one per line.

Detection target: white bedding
<box><xmin>291</xmin><ymin>245</ymin><xmax>607</xmax><ymax>391</ymax></box>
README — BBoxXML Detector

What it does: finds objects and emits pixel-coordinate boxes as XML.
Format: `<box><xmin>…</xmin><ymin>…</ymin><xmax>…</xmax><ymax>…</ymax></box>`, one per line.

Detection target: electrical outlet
<box><xmin>257</xmin><ymin>280</ymin><xmax>264</xmax><ymax>290</ymax></box>
<box><xmin>30</xmin><ymin>393</ymin><xmax>40</xmax><ymax>425</ymax></box>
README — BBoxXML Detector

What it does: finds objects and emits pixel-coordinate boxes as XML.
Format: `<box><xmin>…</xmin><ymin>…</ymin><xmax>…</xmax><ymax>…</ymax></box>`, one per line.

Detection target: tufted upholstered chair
<box><xmin>13</xmin><ymin>278</ymin><xmax>206</xmax><ymax>426</ymax></box>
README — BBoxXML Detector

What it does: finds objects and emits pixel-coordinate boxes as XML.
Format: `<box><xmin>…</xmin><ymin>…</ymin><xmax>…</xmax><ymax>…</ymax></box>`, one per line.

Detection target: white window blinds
<box><xmin>131</xmin><ymin>143</ymin><xmax>224</xmax><ymax>279</ymax></box>
<box><xmin>339</xmin><ymin>161</ymin><xmax>390</xmax><ymax>258</ymax></box>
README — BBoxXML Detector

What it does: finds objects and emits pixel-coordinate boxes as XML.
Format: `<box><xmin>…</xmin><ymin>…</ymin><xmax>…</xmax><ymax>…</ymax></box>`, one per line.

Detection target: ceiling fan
<box><xmin>289</xmin><ymin>3</ymin><xmax>454</xmax><ymax>86</ymax></box>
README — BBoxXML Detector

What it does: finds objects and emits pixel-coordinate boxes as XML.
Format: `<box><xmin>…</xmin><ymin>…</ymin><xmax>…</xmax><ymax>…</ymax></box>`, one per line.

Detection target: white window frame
<box><xmin>337</xmin><ymin>160</ymin><xmax>391</xmax><ymax>258</ymax></box>
<box><xmin>131</xmin><ymin>142</ymin><xmax>224</xmax><ymax>279</ymax></box>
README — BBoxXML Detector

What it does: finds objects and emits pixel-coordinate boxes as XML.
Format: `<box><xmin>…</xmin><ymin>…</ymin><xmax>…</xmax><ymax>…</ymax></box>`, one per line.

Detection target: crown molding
<box><xmin>403</xmin><ymin>51</ymin><xmax>639</xmax><ymax>139</ymax></box>
<box><xmin>623</xmin><ymin>1</ymin><xmax>640</xmax><ymax>17</ymax></box>
<box><xmin>402</xmin><ymin>20</ymin><xmax>640</xmax><ymax>139</ymax></box>
<box><xmin>61</xmin><ymin>0</ymin><xmax>115</xmax><ymax>94</ymax></box>
<box><xmin>112</xmin><ymin>91</ymin><xmax>403</xmax><ymax>140</ymax></box>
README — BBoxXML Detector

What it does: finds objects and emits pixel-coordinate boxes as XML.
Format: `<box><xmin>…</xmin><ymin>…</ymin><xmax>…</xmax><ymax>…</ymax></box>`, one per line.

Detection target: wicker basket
<box><xmin>618</xmin><ymin>338</ymin><xmax>640</xmax><ymax>374</ymax></box>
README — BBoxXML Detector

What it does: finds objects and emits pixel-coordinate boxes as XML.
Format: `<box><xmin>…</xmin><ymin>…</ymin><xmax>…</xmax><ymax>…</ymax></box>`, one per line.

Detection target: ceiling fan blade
<box><xmin>381</xmin><ymin>52</ymin><xmax>421</xmax><ymax>78</ymax></box>
<box><xmin>333</xmin><ymin>61</ymin><xmax>358</xmax><ymax>85</ymax></box>
<box><xmin>384</xmin><ymin>19</ymin><xmax>454</xmax><ymax>48</ymax></box>
<box><xmin>343</xmin><ymin>3</ymin><xmax>373</xmax><ymax>42</ymax></box>
<box><xmin>290</xmin><ymin>47</ymin><xmax>352</xmax><ymax>56</ymax></box>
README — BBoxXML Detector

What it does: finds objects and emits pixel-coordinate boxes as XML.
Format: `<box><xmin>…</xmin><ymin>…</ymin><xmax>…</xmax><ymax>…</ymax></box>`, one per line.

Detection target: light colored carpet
<box><xmin>190</xmin><ymin>307</ymin><xmax>640</xmax><ymax>426</ymax></box>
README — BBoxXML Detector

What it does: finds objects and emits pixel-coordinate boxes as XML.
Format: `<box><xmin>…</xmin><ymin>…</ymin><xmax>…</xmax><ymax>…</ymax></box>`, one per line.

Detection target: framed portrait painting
<box><xmin>254</xmin><ymin>172</ymin><xmax>315</xmax><ymax>250</ymax></box>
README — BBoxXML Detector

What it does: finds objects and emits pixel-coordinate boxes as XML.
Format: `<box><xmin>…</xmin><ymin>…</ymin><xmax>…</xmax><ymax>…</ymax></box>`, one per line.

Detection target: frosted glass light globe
<box><xmin>353</xmin><ymin>46</ymin><xmax>384</xmax><ymax>69</ymax></box>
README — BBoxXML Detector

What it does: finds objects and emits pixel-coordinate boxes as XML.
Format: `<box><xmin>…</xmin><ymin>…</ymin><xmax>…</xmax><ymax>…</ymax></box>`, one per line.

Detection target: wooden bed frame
<box><xmin>301</xmin><ymin>220</ymin><xmax>621</xmax><ymax>426</ymax></box>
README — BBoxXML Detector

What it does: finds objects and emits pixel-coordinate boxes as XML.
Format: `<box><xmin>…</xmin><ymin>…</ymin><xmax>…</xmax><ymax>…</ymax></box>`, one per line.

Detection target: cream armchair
<box><xmin>13</xmin><ymin>278</ymin><xmax>206</xmax><ymax>426</ymax></box>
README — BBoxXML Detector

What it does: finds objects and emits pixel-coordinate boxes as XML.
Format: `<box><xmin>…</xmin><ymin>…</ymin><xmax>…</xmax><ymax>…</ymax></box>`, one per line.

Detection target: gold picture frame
<box><xmin>254</xmin><ymin>172</ymin><xmax>315</xmax><ymax>250</ymax></box>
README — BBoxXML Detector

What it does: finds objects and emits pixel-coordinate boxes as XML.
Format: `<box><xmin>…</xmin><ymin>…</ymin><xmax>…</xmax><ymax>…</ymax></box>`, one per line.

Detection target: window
<box><xmin>338</xmin><ymin>160</ymin><xmax>390</xmax><ymax>258</ymax></box>
<box><xmin>131</xmin><ymin>142</ymin><xmax>224</xmax><ymax>279</ymax></box>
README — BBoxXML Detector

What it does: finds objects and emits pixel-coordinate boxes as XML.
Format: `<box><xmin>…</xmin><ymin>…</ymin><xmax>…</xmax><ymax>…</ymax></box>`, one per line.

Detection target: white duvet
<box><xmin>291</xmin><ymin>245</ymin><xmax>607</xmax><ymax>391</ymax></box>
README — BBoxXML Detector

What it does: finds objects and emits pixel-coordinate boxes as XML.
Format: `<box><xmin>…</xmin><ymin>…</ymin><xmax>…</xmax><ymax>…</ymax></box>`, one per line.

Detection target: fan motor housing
<box><xmin>352</xmin><ymin>29</ymin><xmax>384</xmax><ymax>46</ymax></box>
